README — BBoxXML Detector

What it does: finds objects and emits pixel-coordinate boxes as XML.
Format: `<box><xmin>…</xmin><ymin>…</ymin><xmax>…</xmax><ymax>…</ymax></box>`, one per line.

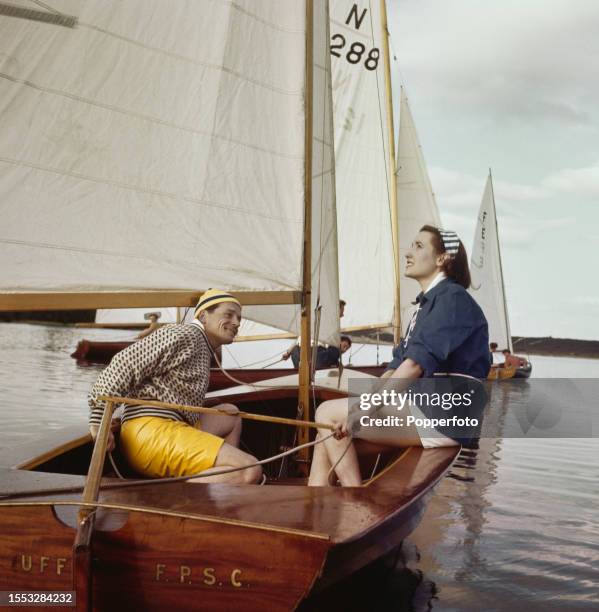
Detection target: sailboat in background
<box><xmin>71</xmin><ymin>306</ymin><xmax>189</xmax><ymax>365</ymax></box>
<box><xmin>0</xmin><ymin>2</ymin><xmax>458</xmax><ymax>608</ymax></box>
<box><xmin>470</xmin><ymin>172</ymin><xmax>532</xmax><ymax>379</ymax></box>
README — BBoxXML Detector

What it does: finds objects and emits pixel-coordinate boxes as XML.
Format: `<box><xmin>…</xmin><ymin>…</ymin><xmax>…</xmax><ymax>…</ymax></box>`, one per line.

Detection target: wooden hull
<box><xmin>487</xmin><ymin>365</ymin><xmax>517</xmax><ymax>381</ymax></box>
<box><xmin>0</xmin><ymin>387</ymin><xmax>458</xmax><ymax>609</ymax></box>
<box><xmin>71</xmin><ymin>340</ymin><xmax>133</xmax><ymax>366</ymax></box>
<box><xmin>514</xmin><ymin>362</ymin><xmax>532</xmax><ymax>378</ymax></box>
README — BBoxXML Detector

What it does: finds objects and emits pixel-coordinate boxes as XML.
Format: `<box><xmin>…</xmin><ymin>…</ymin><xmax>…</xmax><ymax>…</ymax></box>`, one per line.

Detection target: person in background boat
<box><xmin>490</xmin><ymin>342</ymin><xmax>506</xmax><ymax>366</ymax></box>
<box><xmin>281</xmin><ymin>299</ymin><xmax>347</xmax><ymax>366</ymax></box>
<box><xmin>502</xmin><ymin>349</ymin><xmax>522</xmax><ymax>369</ymax></box>
<box><xmin>136</xmin><ymin>312</ymin><xmax>161</xmax><ymax>340</ymax></box>
<box><xmin>287</xmin><ymin>335</ymin><xmax>352</xmax><ymax>369</ymax></box>
<box><xmin>308</xmin><ymin>226</ymin><xmax>491</xmax><ymax>487</ymax></box>
<box><xmin>88</xmin><ymin>289</ymin><xmax>262</xmax><ymax>484</ymax></box>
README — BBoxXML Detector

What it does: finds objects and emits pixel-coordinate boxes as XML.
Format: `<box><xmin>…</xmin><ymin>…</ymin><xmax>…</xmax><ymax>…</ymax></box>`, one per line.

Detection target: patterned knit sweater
<box><xmin>88</xmin><ymin>321</ymin><xmax>211</xmax><ymax>427</ymax></box>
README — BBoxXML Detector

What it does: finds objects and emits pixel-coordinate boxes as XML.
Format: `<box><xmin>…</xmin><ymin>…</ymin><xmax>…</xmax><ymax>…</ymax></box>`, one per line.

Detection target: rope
<box><xmin>326</xmin><ymin>434</ymin><xmax>354</xmax><ymax>486</ymax></box>
<box><xmin>108</xmin><ymin>452</ymin><xmax>125</xmax><ymax>480</ymax></box>
<box><xmin>222</xmin><ymin>347</ymin><xmax>286</xmax><ymax>369</ymax></box>
<box><xmin>97</xmin><ymin>432</ymin><xmax>339</xmax><ymax>487</ymax></box>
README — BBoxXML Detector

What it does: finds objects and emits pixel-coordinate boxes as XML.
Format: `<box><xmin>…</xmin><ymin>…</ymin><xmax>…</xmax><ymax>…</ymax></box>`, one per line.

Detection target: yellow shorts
<box><xmin>120</xmin><ymin>416</ymin><xmax>225</xmax><ymax>478</ymax></box>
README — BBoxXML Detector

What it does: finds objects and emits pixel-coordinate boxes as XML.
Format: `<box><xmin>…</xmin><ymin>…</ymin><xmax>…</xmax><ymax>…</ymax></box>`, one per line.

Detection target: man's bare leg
<box><xmin>198</xmin><ymin>403</ymin><xmax>241</xmax><ymax>446</ymax></box>
<box><xmin>190</xmin><ymin>443</ymin><xmax>262</xmax><ymax>484</ymax></box>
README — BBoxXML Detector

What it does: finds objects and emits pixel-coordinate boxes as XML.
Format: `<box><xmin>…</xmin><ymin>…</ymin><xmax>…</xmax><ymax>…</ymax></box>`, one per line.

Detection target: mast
<box><xmin>488</xmin><ymin>169</ymin><xmax>513</xmax><ymax>352</ymax></box>
<box><xmin>297</xmin><ymin>0</ymin><xmax>314</xmax><ymax>461</ymax></box>
<box><xmin>380</xmin><ymin>0</ymin><xmax>401</xmax><ymax>344</ymax></box>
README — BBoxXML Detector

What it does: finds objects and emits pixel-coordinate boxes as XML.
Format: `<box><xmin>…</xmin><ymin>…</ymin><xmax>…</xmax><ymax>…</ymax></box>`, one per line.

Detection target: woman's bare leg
<box><xmin>308</xmin><ymin>398</ymin><xmax>362</xmax><ymax>487</ymax></box>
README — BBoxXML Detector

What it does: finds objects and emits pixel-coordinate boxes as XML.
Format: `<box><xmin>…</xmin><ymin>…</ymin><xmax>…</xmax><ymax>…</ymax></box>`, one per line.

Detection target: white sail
<box><xmin>0</xmin><ymin>1</ymin><xmax>339</xmax><ymax>343</ymax></box>
<box><xmin>396</xmin><ymin>87</ymin><xmax>443</xmax><ymax>326</ymax></box>
<box><xmin>329</xmin><ymin>0</ymin><xmax>395</xmax><ymax>333</ymax></box>
<box><xmin>243</xmin><ymin>0</ymin><xmax>341</xmax><ymax>346</ymax></box>
<box><xmin>469</xmin><ymin>174</ymin><xmax>512</xmax><ymax>352</ymax></box>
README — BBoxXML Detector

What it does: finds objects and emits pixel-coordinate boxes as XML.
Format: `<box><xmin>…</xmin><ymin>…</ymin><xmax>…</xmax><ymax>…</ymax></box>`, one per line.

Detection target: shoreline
<box><xmin>512</xmin><ymin>336</ymin><xmax>599</xmax><ymax>359</ymax></box>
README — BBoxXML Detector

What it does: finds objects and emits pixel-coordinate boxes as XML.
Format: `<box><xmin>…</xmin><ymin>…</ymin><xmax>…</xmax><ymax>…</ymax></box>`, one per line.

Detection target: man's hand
<box><xmin>89</xmin><ymin>424</ymin><xmax>115</xmax><ymax>452</ymax></box>
<box><xmin>282</xmin><ymin>351</ymin><xmax>290</xmax><ymax>360</ymax></box>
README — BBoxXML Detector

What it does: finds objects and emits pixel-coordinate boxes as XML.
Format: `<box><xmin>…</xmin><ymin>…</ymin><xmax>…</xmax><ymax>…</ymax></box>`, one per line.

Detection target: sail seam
<box><xmin>0</xmin><ymin>156</ymin><xmax>303</xmax><ymax>225</ymax></box>
<box><xmin>0</xmin><ymin>236</ymin><xmax>300</xmax><ymax>285</ymax></box>
<box><xmin>80</xmin><ymin>21</ymin><xmax>303</xmax><ymax>97</ymax></box>
<box><xmin>0</xmin><ymin>72</ymin><xmax>303</xmax><ymax>162</ymax></box>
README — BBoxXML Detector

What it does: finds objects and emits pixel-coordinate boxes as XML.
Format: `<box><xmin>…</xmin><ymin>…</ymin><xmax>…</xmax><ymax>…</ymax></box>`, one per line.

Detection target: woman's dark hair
<box><xmin>419</xmin><ymin>224</ymin><xmax>471</xmax><ymax>289</ymax></box>
<box><xmin>340</xmin><ymin>335</ymin><xmax>352</xmax><ymax>346</ymax></box>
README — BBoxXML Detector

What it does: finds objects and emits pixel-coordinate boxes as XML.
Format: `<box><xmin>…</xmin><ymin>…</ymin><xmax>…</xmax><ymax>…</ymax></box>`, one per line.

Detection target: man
<box><xmin>287</xmin><ymin>335</ymin><xmax>352</xmax><ymax>369</ymax></box>
<box><xmin>281</xmin><ymin>299</ymin><xmax>348</xmax><ymax>367</ymax></box>
<box><xmin>502</xmin><ymin>349</ymin><xmax>522</xmax><ymax>369</ymax></box>
<box><xmin>88</xmin><ymin>289</ymin><xmax>262</xmax><ymax>484</ymax></box>
<box><xmin>137</xmin><ymin>312</ymin><xmax>160</xmax><ymax>339</ymax></box>
<box><xmin>490</xmin><ymin>342</ymin><xmax>506</xmax><ymax>366</ymax></box>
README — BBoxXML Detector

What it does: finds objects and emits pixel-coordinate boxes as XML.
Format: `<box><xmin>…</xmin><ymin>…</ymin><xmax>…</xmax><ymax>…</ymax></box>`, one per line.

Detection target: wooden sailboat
<box><xmin>0</xmin><ymin>1</ymin><xmax>459</xmax><ymax>609</ymax></box>
<box><xmin>470</xmin><ymin>173</ymin><xmax>532</xmax><ymax>380</ymax></box>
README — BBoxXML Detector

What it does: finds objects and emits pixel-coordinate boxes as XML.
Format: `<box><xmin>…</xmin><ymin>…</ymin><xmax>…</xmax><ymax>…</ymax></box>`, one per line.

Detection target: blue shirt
<box><xmin>386</xmin><ymin>278</ymin><xmax>491</xmax><ymax>379</ymax></box>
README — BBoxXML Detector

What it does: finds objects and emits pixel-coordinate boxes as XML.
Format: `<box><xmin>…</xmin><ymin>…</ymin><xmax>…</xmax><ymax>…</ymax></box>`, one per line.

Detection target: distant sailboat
<box><xmin>470</xmin><ymin>172</ymin><xmax>531</xmax><ymax>379</ymax></box>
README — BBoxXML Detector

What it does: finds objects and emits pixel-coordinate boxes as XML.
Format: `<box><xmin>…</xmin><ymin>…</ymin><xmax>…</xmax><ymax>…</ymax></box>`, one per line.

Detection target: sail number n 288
<box><xmin>331</xmin><ymin>35</ymin><xmax>379</xmax><ymax>71</ymax></box>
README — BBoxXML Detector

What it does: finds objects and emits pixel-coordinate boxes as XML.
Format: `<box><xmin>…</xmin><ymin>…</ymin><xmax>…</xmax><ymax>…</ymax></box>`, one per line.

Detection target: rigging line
<box><xmin>208</xmin><ymin>335</ymin><xmax>300</xmax><ymax>391</ymax></box>
<box><xmin>31</xmin><ymin>0</ymin><xmax>60</xmax><ymax>15</ymax></box>
<box><xmin>223</xmin><ymin>346</ymin><xmax>286</xmax><ymax>369</ymax></box>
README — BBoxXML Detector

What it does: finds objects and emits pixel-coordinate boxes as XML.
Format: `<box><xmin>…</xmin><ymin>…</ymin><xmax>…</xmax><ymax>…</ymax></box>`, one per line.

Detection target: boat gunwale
<box><xmin>0</xmin><ymin>498</ymin><xmax>331</xmax><ymax>540</ymax></box>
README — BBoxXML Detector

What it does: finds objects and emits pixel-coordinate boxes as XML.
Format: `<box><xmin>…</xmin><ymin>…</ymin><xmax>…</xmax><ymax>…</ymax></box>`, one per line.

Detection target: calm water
<box><xmin>1</xmin><ymin>323</ymin><xmax>598</xmax><ymax>610</ymax></box>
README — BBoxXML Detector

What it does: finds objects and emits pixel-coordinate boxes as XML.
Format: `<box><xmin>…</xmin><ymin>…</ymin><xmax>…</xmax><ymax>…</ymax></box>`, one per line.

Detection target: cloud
<box><xmin>430</xmin><ymin>166</ymin><xmax>549</xmax><ymax>211</ymax></box>
<box><xmin>390</xmin><ymin>0</ymin><xmax>599</xmax><ymax>125</ymax></box>
<box><xmin>568</xmin><ymin>296</ymin><xmax>599</xmax><ymax>308</ymax></box>
<box><xmin>428</xmin><ymin>165</ymin><xmax>578</xmax><ymax>249</ymax></box>
<box><xmin>542</xmin><ymin>161</ymin><xmax>599</xmax><ymax>197</ymax></box>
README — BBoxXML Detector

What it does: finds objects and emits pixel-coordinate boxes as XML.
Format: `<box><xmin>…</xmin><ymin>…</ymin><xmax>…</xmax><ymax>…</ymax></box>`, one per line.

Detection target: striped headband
<box><xmin>194</xmin><ymin>289</ymin><xmax>241</xmax><ymax>318</ymax></box>
<box><xmin>438</xmin><ymin>230</ymin><xmax>460</xmax><ymax>257</ymax></box>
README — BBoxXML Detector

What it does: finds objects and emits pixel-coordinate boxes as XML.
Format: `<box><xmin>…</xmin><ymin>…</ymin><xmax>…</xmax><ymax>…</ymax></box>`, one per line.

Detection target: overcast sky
<box><xmin>387</xmin><ymin>0</ymin><xmax>599</xmax><ymax>341</ymax></box>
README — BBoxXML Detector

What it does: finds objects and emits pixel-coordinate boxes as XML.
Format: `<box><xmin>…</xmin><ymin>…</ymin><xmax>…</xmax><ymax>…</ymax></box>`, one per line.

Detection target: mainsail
<box><xmin>0</xmin><ymin>1</ymin><xmax>339</xmax><ymax>343</ymax></box>
<box><xmin>470</xmin><ymin>173</ymin><xmax>512</xmax><ymax>352</ymax></box>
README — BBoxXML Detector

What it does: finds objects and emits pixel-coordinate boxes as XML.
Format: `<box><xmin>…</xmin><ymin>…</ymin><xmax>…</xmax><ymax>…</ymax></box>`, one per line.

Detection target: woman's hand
<box><xmin>332</xmin><ymin>418</ymin><xmax>349</xmax><ymax>440</ymax></box>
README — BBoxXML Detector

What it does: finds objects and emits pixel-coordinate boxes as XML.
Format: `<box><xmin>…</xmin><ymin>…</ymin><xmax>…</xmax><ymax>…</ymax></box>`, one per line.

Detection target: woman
<box><xmin>308</xmin><ymin>225</ymin><xmax>491</xmax><ymax>487</ymax></box>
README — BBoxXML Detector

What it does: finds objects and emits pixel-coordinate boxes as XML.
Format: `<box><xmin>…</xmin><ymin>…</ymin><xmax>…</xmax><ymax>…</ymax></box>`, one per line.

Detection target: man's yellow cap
<box><xmin>194</xmin><ymin>289</ymin><xmax>241</xmax><ymax>318</ymax></box>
